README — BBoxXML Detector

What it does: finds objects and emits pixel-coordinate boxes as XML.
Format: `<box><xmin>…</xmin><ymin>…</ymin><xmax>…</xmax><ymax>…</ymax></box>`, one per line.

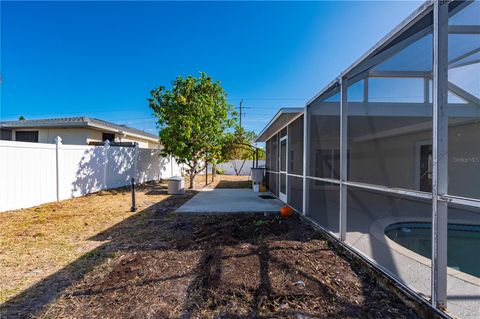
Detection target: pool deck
<box><xmin>345</xmin><ymin>217</ymin><xmax>480</xmax><ymax>319</ymax></box>
<box><xmin>306</xmin><ymin>194</ymin><xmax>479</xmax><ymax>319</ymax></box>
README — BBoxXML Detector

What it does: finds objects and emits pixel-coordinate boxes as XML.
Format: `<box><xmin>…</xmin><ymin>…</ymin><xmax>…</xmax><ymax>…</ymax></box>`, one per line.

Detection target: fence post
<box><xmin>54</xmin><ymin>136</ymin><xmax>62</xmax><ymax>201</ymax></box>
<box><xmin>130</xmin><ymin>177</ymin><xmax>137</xmax><ymax>212</ymax></box>
<box><xmin>103</xmin><ymin>140</ymin><xmax>110</xmax><ymax>189</ymax></box>
<box><xmin>133</xmin><ymin>142</ymin><xmax>139</xmax><ymax>183</ymax></box>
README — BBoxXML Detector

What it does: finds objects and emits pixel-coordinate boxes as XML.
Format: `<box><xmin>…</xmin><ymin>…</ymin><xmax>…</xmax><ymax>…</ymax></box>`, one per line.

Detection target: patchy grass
<box><xmin>0</xmin><ymin>181</ymin><xmax>193</xmax><ymax>304</ymax></box>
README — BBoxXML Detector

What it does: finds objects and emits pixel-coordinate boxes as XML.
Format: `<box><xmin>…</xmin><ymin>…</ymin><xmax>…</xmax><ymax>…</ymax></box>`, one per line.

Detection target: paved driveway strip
<box><xmin>175</xmin><ymin>189</ymin><xmax>283</xmax><ymax>214</ymax></box>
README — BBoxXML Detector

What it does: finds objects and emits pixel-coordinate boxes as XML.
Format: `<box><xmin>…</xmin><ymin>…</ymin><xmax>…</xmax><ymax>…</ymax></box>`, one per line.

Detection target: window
<box><xmin>102</xmin><ymin>133</ymin><xmax>115</xmax><ymax>142</ymax></box>
<box><xmin>15</xmin><ymin>131</ymin><xmax>38</xmax><ymax>142</ymax></box>
<box><xmin>1</xmin><ymin>129</ymin><xmax>12</xmax><ymax>141</ymax></box>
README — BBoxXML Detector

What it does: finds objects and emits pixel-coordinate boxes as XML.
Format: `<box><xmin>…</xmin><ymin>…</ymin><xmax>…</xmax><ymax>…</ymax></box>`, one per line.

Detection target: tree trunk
<box><xmin>205</xmin><ymin>162</ymin><xmax>208</xmax><ymax>186</ymax></box>
<box><xmin>189</xmin><ymin>172</ymin><xmax>195</xmax><ymax>189</ymax></box>
<box><xmin>187</xmin><ymin>161</ymin><xmax>198</xmax><ymax>189</ymax></box>
<box><xmin>238</xmin><ymin>159</ymin><xmax>247</xmax><ymax>176</ymax></box>
<box><xmin>232</xmin><ymin>160</ymin><xmax>239</xmax><ymax>176</ymax></box>
<box><xmin>212</xmin><ymin>162</ymin><xmax>216</xmax><ymax>182</ymax></box>
<box><xmin>189</xmin><ymin>165</ymin><xmax>196</xmax><ymax>189</ymax></box>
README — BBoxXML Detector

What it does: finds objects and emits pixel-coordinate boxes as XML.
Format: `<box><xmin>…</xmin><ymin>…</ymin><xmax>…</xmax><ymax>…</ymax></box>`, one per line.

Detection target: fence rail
<box><xmin>0</xmin><ymin>139</ymin><xmax>180</xmax><ymax>212</ymax></box>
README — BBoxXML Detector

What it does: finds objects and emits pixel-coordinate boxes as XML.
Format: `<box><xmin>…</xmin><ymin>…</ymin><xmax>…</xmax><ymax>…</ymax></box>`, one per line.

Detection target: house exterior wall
<box><xmin>266</xmin><ymin>121</ymin><xmax>480</xmax><ymax>201</ymax></box>
<box><xmin>85</xmin><ymin>128</ymin><xmax>104</xmax><ymax>144</ymax></box>
<box><xmin>12</xmin><ymin>128</ymin><xmax>88</xmax><ymax>144</ymax></box>
<box><xmin>147</xmin><ymin>141</ymin><xmax>160</xmax><ymax>149</ymax></box>
<box><xmin>348</xmin><ymin>122</ymin><xmax>480</xmax><ymax>199</ymax></box>
<box><xmin>87</xmin><ymin>128</ymin><xmax>158</xmax><ymax>148</ymax></box>
<box><xmin>8</xmin><ymin>127</ymin><xmax>159</xmax><ymax>149</ymax></box>
<box><xmin>119</xmin><ymin>135</ymin><xmax>152</xmax><ymax>148</ymax></box>
<box><xmin>264</xmin><ymin>115</ymin><xmax>304</xmax><ymax>211</ymax></box>
<box><xmin>348</xmin><ymin>128</ymin><xmax>430</xmax><ymax>191</ymax></box>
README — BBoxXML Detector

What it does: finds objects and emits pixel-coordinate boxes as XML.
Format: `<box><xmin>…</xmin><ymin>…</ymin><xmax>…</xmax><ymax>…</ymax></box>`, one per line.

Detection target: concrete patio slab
<box><xmin>175</xmin><ymin>189</ymin><xmax>284</xmax><ymax>214</ymax></box>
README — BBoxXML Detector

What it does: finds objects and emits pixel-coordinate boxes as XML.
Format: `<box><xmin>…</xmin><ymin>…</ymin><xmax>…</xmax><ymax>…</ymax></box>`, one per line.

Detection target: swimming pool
<box><xmin>385</xmin><ymin>222</ymin><xmax>480</xmax><ymax>278</ymax></box>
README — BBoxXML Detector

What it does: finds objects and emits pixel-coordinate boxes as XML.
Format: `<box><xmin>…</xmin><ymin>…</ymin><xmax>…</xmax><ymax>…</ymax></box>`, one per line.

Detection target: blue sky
<box><xmin>1</xmin><ymin>1</ymin><xmax>422</xmax><ymax>135</ymax></box>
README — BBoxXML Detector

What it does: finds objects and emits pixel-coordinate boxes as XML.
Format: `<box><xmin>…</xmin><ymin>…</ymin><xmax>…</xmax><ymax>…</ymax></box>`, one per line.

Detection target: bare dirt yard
<box><xmin>188</xmin><ymin>174</ymin><xmax>252</xmax><ymax>190</ymax></box>
<box><xmin>1</xmin><ymin>176</ymin><xmax>419</xmax><ymax>319</ymax></box>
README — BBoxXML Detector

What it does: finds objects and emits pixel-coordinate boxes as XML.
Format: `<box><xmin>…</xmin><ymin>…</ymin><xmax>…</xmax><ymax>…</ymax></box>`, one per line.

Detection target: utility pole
<box><xmin>239</xmin><ymin>99</ymin><xmax>243</xmax><ymax>128</ymax></box>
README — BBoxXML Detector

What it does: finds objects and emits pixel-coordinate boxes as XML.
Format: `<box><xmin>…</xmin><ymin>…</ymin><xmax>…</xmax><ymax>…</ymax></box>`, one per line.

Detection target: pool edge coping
<box><xmin>369</xmin><ymin>217</ymin><xmax>480</xmax><ymax>286</ymax></box>
<box><xmin>300</xmin><ymin>213</ymin><xmax>452</xmax><ymax>319</ymax></box>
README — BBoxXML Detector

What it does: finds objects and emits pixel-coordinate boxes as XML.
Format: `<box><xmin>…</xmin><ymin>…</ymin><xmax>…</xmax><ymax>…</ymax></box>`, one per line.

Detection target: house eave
<box><xmin>255</xmin><ymin>108</ymin><xmax>304</xmax><ymax>142</ymax></box>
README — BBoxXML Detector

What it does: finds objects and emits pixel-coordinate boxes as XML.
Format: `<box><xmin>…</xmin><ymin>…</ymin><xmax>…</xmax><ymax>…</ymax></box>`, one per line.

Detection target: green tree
<box><xmin>220</xmin><ymin>126</ymin><xmax>262</xmax><ymax>176</ymax></box>
<box><xmin>18</xmin><ymin>115</ymin><xmax>25</xmax><ymax>121</ymax></box>
<box><xmin>149</xmin><ymin>73</ymin><xmax>236</xmax><ymax>189</ymax></box>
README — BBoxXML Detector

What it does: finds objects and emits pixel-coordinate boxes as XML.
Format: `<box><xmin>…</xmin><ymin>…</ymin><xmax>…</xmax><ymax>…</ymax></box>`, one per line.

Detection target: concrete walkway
<box><xmin>175</xmin><ymin>188</ymin><xmax>284</xmax><ymax>214</ymax></box>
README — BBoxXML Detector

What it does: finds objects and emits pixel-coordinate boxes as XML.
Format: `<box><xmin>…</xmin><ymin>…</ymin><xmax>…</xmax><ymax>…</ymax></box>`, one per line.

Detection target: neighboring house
<box><xmin>0</xmin><ymin>117</ymin><xmax>160</xmax><ymax>149</ymax></box>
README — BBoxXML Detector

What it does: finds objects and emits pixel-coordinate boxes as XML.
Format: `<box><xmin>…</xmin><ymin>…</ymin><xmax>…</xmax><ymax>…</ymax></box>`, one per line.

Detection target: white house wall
<box><xmin>10</xmin><ymin>127</ymin><xmax>158</xmax><ymax>149</ymax></box>
<box><xmin>118</xmin><ymin>135</ymin><xmax>151</xmax><ymax>148</ymax></box>
<box><xmin>86</xmin><ymin>128</ymin><xmax>155</xmax><ymax>148</ymax></box>
<box><xmin>13</xmin><ymin>128</ymin><xmax>89</xmax><ymax>145</ymax></box>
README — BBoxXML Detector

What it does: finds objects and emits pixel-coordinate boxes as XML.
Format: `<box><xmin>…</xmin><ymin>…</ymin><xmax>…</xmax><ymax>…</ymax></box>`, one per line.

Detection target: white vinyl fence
<box><xmin>215</xmin><ymin>159</ymin><xmax>265</xmax><ymax>176</ymax></box>
<box><xmin>0</xmin><ymin>139</ymin><xmax>180</xmax><ymax>212</ymax></box>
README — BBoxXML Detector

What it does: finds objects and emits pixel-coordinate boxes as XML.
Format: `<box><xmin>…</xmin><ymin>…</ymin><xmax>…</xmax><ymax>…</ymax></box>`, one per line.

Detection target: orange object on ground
<box><xmin>280</xmin><ymin>205</ymin><xmax>293</xmax><ymax>218</ymax></box>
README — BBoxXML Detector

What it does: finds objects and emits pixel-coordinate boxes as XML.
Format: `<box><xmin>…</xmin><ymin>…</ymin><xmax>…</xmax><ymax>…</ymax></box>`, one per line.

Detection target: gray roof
<box><xmin>0</xmin><ymin>116</ymin><xmax>158</xmax><ymax>141</ymax></box>
<box><xmin>255</xmin><ymin>108</ymin><xmax>304</xmax><ymax>142</ymax></box>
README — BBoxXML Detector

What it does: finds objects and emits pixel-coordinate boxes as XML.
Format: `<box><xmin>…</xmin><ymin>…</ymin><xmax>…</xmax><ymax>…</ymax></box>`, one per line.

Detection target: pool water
<box><xmin>385</xmin><ymin>222</ymin><xmax>480</xmax><ymax>278</ymax></box>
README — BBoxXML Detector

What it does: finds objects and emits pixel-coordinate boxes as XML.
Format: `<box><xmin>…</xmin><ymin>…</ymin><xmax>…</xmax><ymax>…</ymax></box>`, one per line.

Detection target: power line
<box><xmin>229</xmin><ymin>97</ymin><xmax>307</xmax><ymax>101</ymax></box>
<box><xmin>234</xmin><ymin>106</ymin><xmax>290</xmax><ymax>110</ymax></box>
<box><xmin>239</xmin><ymin>99</ymin><xmax>243</xmax><ymax>128</ymax></box>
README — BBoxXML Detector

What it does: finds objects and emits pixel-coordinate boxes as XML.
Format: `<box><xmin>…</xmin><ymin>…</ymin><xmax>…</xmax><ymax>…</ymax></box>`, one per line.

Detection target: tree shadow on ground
<box><xmin>144</xmin><ymin>183</ymin><xmax>168</xmax><ymax>196</ymax></box>
<box><xmin>177</xmin><ymin>215</ymin><xmax>419</xmax><ymax>319</ymax></box>
<box><xmin>214</xmin><ymin>179</ymin><xmax>252</xmax><ymax>189</ymax></box>
<box><xmin>0</xmin><ymin>188</ymin><xmax>198</xmax><ymax>318</ymax></box>
<box><xmin>1</xmin><ymin>189</ymin><xmax>419</xmax><ymax>319</ymax></box>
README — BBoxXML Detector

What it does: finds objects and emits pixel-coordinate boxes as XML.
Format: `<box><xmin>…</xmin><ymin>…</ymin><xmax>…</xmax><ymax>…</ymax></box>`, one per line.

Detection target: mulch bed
<box><xmin>26</xmin><ymin>212</ymin><xmax>420</xmax><ymax>318</ymax></box>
